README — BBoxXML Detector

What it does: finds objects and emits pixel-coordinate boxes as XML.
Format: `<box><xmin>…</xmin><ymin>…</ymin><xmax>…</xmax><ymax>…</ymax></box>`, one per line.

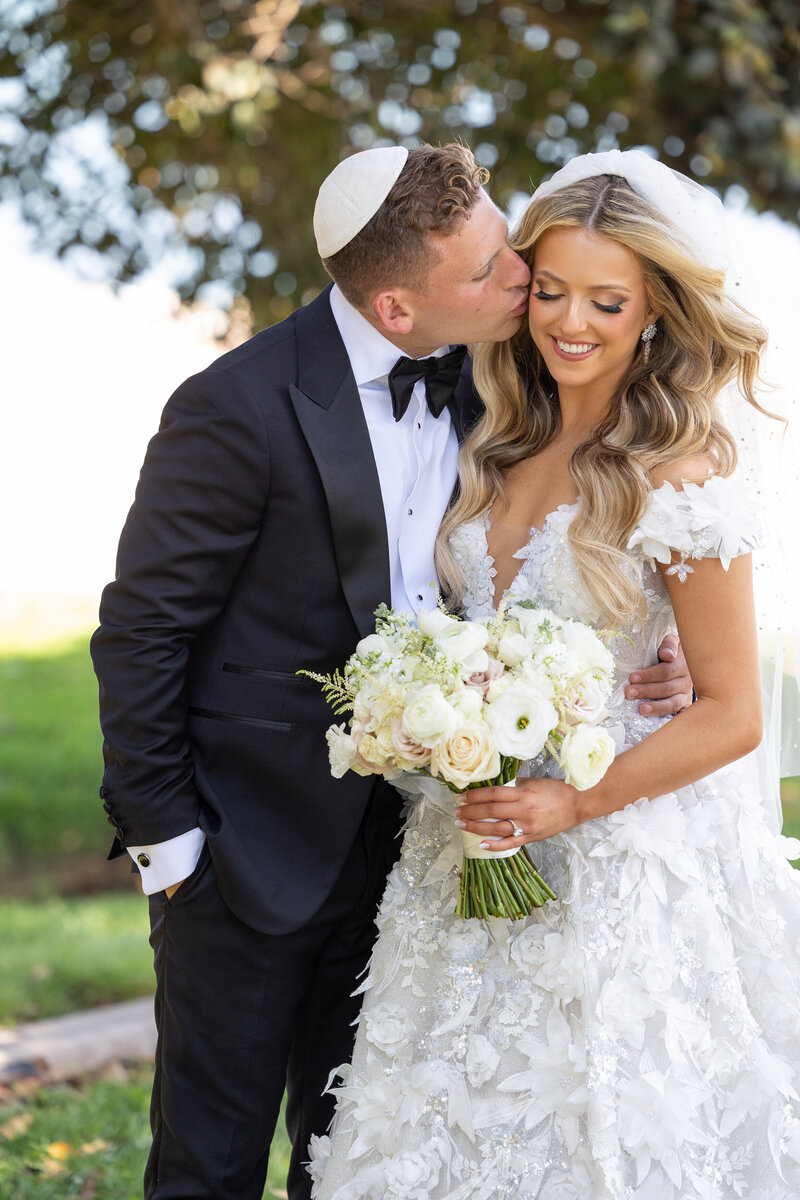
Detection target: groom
<box><xmin>91</xmin><ymin>142</ymin><xmax>690</xmax><ymax>1200</ymax></box>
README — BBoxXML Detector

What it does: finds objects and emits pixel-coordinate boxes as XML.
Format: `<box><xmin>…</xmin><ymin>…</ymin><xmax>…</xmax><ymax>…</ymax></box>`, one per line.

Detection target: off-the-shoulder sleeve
<box><xmin>627</xmin><ymin>475</ymin><xmax>763</xmax><ymax>580</ymax></box>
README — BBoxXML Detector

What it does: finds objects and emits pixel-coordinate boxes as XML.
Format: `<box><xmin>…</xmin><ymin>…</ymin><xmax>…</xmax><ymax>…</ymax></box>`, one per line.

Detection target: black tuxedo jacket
<box><xmin>91</xmin><ymin>286</ymin><xmax>483</xmax><ymax>934</ymax></box>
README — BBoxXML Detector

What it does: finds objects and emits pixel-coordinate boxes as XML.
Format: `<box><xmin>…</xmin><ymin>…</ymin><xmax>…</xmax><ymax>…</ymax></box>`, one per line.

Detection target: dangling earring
<box><xmin>641</xmin><ymin>322</ymin><xmax>658</xmax><ymax>363</ymax></box>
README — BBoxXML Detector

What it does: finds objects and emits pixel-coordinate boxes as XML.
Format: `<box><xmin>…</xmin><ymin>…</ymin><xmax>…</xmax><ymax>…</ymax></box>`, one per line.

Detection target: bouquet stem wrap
<box><xmin>451</xmin><ymin>763</ymin><xmax>556</xmax><ymax>920</ymax></box>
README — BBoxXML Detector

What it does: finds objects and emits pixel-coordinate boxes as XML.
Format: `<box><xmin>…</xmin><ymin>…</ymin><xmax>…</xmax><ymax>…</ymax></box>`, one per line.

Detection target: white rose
<box><xmin>559</xmin><ymin>672</ymin><xmax>609</xmax><ymax>725</ymax></box>
<box><xmin>325</xmin><ymin>723</ymin><xmax>358</xmax><ymax>779</ymax></box>
<box><xmin>390</xmin><ymin>719</ymin><xmax>431</xmax><ymax>770</ymax></box>
<box><xmin>383</xmin><ymin>1143</ymin><xmax>441</xmax><ymax>1200</ymax></box>
<box><xmin>486</xmin><ymin>680</ymin><xmax>558</xmax><ymax>758</ymax></box>
<box><xmin>355</xmin><ymin>632</ymin><xmax>394</xmax><ymax>663</ymax></box>
<box><xmin>560</xmin><ymin>725</ymin><xmax>616</xmax><ymax>790</ymax></box>
<box><xmin>430</xmin><ymin>720</ymin><xmax>500</xmax><ymax>788</ymax></box>
<box><xmin>497</xmin><ymin>630</ymin><xmax>531</xmax><ymax>666</ymax></box>
<box><xmin>363</xmin><ymin>1003</ymin><xmax>413</xmax><ymax>1057</ymax></box>
<box><xmin>465</xmin><ymin>1034</ymin><xmax>500</xmax><ymax>1087</ymax></box>
<box><xmin>401</xmin><ymin>684</ymin><xmax>460</xmax><ymax>748</ymax></box>
<box><xmin>509</xmin><ymin>605</ymin><xmax>564</xmax><ymax>642</ymax></box>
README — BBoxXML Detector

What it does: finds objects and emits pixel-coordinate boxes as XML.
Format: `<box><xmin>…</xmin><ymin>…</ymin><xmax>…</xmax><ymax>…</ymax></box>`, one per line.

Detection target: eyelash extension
<box><xmin>534</xmin><ymin>289</ymin><xmax>623</xmax><ymax>315</ymax></box>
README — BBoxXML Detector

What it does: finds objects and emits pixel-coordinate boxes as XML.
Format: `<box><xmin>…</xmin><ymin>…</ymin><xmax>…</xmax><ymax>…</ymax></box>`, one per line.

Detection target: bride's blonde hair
<box><xmin>436</xmin><ymin>174</ymin><xmax>769</xmax><ymax>622</ymax></box>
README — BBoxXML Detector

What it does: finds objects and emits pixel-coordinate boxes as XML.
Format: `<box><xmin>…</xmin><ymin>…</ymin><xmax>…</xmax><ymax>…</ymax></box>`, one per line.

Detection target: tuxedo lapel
<box><xmin>290</xmin><ymin>289</ymin><xmax>391</xmax><ymax>639</ymax></box>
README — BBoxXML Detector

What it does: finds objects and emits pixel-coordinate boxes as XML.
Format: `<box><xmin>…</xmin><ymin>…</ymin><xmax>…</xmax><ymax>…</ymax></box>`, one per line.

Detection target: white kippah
<box><xmin>313</xmin><ymin>146</ymin><xmax>409</xmax><ymax>259</ymax></box>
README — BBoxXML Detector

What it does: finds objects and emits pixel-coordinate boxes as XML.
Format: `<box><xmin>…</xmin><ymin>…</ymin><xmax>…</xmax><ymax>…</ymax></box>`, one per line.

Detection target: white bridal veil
<box><xmin>530</xmin><ymin>150</ymin><xmax>800</xmax><ymax>830</ymax></box>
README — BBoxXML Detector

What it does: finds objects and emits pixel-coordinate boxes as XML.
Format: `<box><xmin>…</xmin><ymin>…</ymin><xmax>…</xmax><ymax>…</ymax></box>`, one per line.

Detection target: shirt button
<box><xmin>137</xmin><ymin>853</ymin><xmax>151</xmax><ymax>868</ymax></box>
<box><xmin>417</xmin><ymin>594</ymin><xmax>424</xmax><ymax>602</ymax></box>
<box><xmin>407</xmin><ymin>508</ymin><xmax>413</xmax><ymax>516</ymax></box>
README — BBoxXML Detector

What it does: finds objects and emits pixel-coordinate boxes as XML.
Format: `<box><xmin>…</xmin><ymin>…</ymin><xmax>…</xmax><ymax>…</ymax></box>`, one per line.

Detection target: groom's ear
<box><xmin>372</xmin><ymin>289</ymin><xmax>415</xmax><ymax>337</ymax></box>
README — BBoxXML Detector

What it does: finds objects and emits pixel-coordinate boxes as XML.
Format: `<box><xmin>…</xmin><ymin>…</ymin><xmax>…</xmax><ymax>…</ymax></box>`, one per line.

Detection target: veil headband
<box><xmin>530</xmin><ymin>149</ymin><xmax>729</xmax><ymax>274</ymax></box>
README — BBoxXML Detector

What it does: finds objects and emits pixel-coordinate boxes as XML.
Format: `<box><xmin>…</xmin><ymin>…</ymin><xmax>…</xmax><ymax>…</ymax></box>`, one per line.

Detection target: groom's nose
<box><xmin>502</xmin><ymin>246</ymin><xmax>531</xmax><ymax>288</ymax></box>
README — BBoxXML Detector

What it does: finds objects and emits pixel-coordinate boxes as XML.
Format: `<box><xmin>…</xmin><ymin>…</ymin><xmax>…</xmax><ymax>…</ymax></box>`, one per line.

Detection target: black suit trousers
<box><xmin>144</xmin><ymin>787</ymin><xmax>403</xmax><ymax>1200</ymax></box>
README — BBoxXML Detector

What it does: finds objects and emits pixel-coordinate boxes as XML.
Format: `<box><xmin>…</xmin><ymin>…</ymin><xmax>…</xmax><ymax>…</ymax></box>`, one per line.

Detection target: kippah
<box><xmin>313</xmin><ymin>146</ymin><xmax>409</xmax><ymax>258</ymax></box>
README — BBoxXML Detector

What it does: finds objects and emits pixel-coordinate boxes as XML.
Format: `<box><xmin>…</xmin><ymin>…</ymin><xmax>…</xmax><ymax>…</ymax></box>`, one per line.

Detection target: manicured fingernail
<box><xmin>641</xmin><ymin>703</ymin><xmax>653</xmax><ymax>714</ymax></box>
<box><xmin>480</xmin><ymin>841</ymin><xmax>491</xmax><ymax>849</ymax></box>
<box><xmin>455</xmin><ymin>820</ymin><xmax>466</xmax><ymax>828</ymax></box>
<box><xmin>629</xmin><ymin>673</ymin><xmax>641</xmax><ymax>683</ymax></box>
<box><xmin>628</xmin><ymin>688</ymin><xmax>638</xmax><ymax>698</ymax></box>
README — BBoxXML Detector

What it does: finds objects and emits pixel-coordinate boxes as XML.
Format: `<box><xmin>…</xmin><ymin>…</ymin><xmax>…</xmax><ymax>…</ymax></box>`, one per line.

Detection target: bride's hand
<box><xmin>455</xmin><ymin>778</ymin><xmax>581</xmax><ymax>848</ymax></box>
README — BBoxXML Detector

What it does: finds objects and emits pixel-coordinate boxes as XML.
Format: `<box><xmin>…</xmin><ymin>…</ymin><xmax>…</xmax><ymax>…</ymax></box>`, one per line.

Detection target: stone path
<box><xmin>0</xmin><ymin>997</ymin><xmax>156</xmax><ymax>1084</ymax></box>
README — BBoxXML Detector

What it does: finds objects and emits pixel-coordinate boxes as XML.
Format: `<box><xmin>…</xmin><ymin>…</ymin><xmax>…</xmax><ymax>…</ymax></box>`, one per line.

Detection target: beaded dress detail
<box><xmin>310</xmin><ymin>476</ymin><xmax>800</xmax><ymax>1200</ymax></box>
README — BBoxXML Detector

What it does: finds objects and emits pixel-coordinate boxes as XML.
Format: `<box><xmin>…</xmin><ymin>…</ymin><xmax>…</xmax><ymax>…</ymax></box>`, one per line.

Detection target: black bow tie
<box><xmin>387</xmin><ymin>344</ymin><xmax>468</xmax><ymax>422</ymax></box>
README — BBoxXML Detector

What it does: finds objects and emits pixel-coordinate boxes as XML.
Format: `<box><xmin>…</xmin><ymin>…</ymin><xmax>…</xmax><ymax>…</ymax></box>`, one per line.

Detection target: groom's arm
<box><xmin>625</xmin><ymin>633</ymin><xmax>693</xmax><ymax>715</ymax></box>
<box><xmin>91</xmin><ymin>368</ymin><xmax>271</xmax><ymax>886</ymax></box>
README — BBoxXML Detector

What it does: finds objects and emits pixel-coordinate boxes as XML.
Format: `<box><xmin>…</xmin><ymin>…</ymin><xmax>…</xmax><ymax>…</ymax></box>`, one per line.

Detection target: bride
<box><xmin>309</xmin><ymin>151</ymin><xmax>800</xmax><ymax>1199</ymax></box>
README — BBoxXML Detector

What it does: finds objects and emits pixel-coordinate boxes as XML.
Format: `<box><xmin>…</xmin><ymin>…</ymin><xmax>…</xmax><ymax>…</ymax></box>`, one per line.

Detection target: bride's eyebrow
<box><xmin>535</xmin><ymin>268</ymin><xmax>631</xmax><ymax>294</ymax></box>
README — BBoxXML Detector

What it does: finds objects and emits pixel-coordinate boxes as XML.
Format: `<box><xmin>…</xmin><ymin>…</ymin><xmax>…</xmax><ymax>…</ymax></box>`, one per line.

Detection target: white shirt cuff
<box><xmin>127</xmin><ymin>827</ymin><xmax>206</xmax><ymax>895</ymax></box>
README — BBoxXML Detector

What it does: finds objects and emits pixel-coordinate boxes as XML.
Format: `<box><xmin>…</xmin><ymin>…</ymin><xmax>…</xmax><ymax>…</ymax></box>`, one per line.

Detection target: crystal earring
<box><xmin>641</xmin><ymin>322</ymin><xmax>658</xmax><ymax>363</ymax></box>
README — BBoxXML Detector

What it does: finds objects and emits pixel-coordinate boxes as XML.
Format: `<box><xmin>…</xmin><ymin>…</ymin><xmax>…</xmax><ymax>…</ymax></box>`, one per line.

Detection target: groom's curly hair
<box><xmin>322</xmin><ymin>143</ymin><xmax>489</xmax><ymax>308</ymax></box>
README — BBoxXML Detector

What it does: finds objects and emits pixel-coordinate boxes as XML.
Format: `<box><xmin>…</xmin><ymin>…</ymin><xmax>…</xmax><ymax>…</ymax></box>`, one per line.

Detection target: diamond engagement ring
<box><xmin>509</xmin><ymin>819</ymin><xmax>524</xmax><ymax>838</ymax></box>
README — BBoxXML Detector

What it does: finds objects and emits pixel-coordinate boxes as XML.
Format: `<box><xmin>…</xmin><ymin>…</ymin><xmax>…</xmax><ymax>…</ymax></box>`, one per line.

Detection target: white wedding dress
<box><xmin>309</xmin><ymin>475</ymin><xmax>800</xmax><ymax>1200</ymax></box>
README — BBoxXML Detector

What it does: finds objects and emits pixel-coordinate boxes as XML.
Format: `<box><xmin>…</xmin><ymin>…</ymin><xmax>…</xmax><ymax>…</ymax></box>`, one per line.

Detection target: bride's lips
<box><xmin>551</xmin><ymin>336</ymin><xmax>599</xmax><ymax>361</ymax></box>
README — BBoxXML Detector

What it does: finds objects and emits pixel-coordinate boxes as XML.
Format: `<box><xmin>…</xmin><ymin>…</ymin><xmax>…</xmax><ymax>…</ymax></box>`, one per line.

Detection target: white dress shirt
<box><xmin>130</xmin><ymin>285</ymin><xmax>461</xmax><ymax>893</ymax></box>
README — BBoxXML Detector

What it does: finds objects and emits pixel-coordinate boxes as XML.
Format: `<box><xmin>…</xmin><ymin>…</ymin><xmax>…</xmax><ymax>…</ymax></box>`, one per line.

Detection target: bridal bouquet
<box><xmin>304</xmin><ymin>602</ymin><xmax>617</xmax><ymax>920</ymax></box>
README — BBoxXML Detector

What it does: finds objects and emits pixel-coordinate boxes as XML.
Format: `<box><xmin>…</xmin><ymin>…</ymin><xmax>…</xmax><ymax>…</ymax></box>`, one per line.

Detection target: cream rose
<box><xmin>401</xmin><ymin>684</ymin><xmax>459</xmax><ymax>748</ymax></box>
<box><xmin>390</xmin><ymin>719</ymin><xmax>431</xmax><ymax>769</ymax></box>
<box><xmin>560</xmin><ymin>724</ymin><xmax>616</xmax><ymax>790</ymax></box>
<box><xmin>430</xmin><ymin>720</ymin><xmax>500</xmax><ymax>788</ymax></box>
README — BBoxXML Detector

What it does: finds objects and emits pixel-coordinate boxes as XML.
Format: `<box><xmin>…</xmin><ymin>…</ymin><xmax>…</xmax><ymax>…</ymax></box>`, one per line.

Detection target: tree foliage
<box><xmin>2</xmin><ymin>0</ymin><xmax>799</xmax><ymax>326</ymax></box>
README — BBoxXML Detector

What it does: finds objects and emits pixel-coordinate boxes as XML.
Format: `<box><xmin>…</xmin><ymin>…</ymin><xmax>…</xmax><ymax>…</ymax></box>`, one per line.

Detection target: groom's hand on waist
<box><xmin>625</xmin><ymin>634</ymin><xmax>693</xmax><ymax>717</ymax></box>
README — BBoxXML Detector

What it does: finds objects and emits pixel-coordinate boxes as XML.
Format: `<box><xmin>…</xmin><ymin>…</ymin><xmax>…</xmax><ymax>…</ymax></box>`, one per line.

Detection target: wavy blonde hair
<box><xmin>436</xmin><ymin>173</ymin><xmax>770</xmax><ymax>622</ymax></box>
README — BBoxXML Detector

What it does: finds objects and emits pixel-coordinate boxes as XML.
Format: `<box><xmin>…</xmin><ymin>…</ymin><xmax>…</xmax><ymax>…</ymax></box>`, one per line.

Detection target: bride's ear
<box><xmin>372</xmin><ymin>289</ymin><xmax>415</xmax><ymax>337</ymax></box>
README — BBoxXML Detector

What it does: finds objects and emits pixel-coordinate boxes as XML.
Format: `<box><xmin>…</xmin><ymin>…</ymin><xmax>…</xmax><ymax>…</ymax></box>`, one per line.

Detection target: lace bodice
<box><xmin>448</xmin><ymin>475</ymin><xmax>762</xmax><ymax>756</ymax></box>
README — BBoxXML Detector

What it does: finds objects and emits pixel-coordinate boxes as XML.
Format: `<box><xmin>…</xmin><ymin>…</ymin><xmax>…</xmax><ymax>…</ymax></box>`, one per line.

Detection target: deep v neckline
<box><xmin>482</xmin><ymin>503</ymin><xmax>578</xmax><ymax>610</ymax></box>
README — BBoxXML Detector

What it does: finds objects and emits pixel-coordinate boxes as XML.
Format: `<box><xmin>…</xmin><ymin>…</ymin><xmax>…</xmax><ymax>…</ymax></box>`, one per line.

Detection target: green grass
<box><xmin>0</xmin><ymin>895</ymin><xmax>153</xmax><ymax>1024</ymax></box>
<box><xmin>0</xmin><ymin>1068</ymin><xmax>292</xmax><ymax>1199</ymax></box>
<box><xmin>0</xmin><ymin>632</ymin><xmax>108</xmax><ymax>887</ymax></box>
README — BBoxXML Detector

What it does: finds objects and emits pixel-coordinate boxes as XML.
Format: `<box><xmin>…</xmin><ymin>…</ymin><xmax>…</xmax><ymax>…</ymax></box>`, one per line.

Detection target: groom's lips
<box><xmin>509</xmin><ymin>293</ymin><xmax>529</xmax><ymax>317</ymax></box>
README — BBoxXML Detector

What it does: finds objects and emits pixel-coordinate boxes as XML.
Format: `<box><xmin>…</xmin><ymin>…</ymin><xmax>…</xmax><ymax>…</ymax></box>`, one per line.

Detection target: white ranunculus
<box><xmin>509</xmin><ymin>605</ymin><xmax>564</xmax><ymax>642</ymax></box>
<box><xmin>416</xmin><ymin>607</ymin><xmax>456</xmax><ymax>638</ymax></box>
<box><xmin>560</xmin><ymin>725</ymin><xmax>616</xmax><ymax>790</ymax></box>
<box><xmin>363</xmin><ymin>1003</ymin><xmax>413</xmax><ymax>1057</ymax></box>
<box><xmin>383</xmin><ymin>1142</ymin><xmax>442</xmax><ymax>1200</ymax></box>
<box><xmin>486</xmin><ymin>680</ymin><xmax>558</xmax><ymax>758</ymax></box>
<box><xmin>432</xmin><ymin>619</ymin><xmax>489</xmax><ymax>668</ymax></box>
<box><xmin>465</xmin><ymin>1034</ymin><xmax>501</xmax><ymax>1087</ymax></box>
<box><xmin>430</xmin><ymin>720</ymin><xmax>500</xmax><ymax>789</ymax></box>
<box><xmin>497</xmin><ymin>630</ymin><xmax>531</xmax><ymax>666</ymax></box>
<box><xmin>401</xmin><ymin>684</ymin><xmax>460</xmax><ymax>749</ymax></box>
<box><xmin>561</xmin><ymin>620</ymin><xmax>616</xmax><ymax>679</ymax></box>
<box><xmin>325</xmin><ymin>723</ymin><xmax>358</xmax><ymax>779</ymax></box>
<box><xmin>485</xmin><ymin>673</ymin><xmax>512</xmax><ymax>703</ymax></box>
<box><xmin>559</xmin><ymin>672</ymin><xmax>608</xmax><ymax>726</ymax></box>
<box><xmin>450</xmin><ymin>687</ymin><xmax>483</xmax><ymax>721</ymax></box>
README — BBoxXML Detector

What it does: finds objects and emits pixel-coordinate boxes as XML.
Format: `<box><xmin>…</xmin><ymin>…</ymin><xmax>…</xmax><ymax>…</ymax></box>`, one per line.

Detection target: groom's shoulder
<box><xmin>203</xmin><ymin>308</ymin><xmax>301</xmax><ymax>382</ymax></box>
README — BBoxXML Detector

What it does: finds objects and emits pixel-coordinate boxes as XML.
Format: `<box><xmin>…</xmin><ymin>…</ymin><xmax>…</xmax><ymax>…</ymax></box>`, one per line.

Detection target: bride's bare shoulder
<box><xmin>647</xmin><ymin>453</ymin><xmax>718</xmax><ymax>493</ymax></box>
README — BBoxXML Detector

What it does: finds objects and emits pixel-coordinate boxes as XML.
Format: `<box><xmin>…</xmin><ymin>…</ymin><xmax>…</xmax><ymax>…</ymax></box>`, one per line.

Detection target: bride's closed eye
<box><xmin>533</xmin><ymin>288</ymin><xmax>624</xmax><ymax>315</ymax></box>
